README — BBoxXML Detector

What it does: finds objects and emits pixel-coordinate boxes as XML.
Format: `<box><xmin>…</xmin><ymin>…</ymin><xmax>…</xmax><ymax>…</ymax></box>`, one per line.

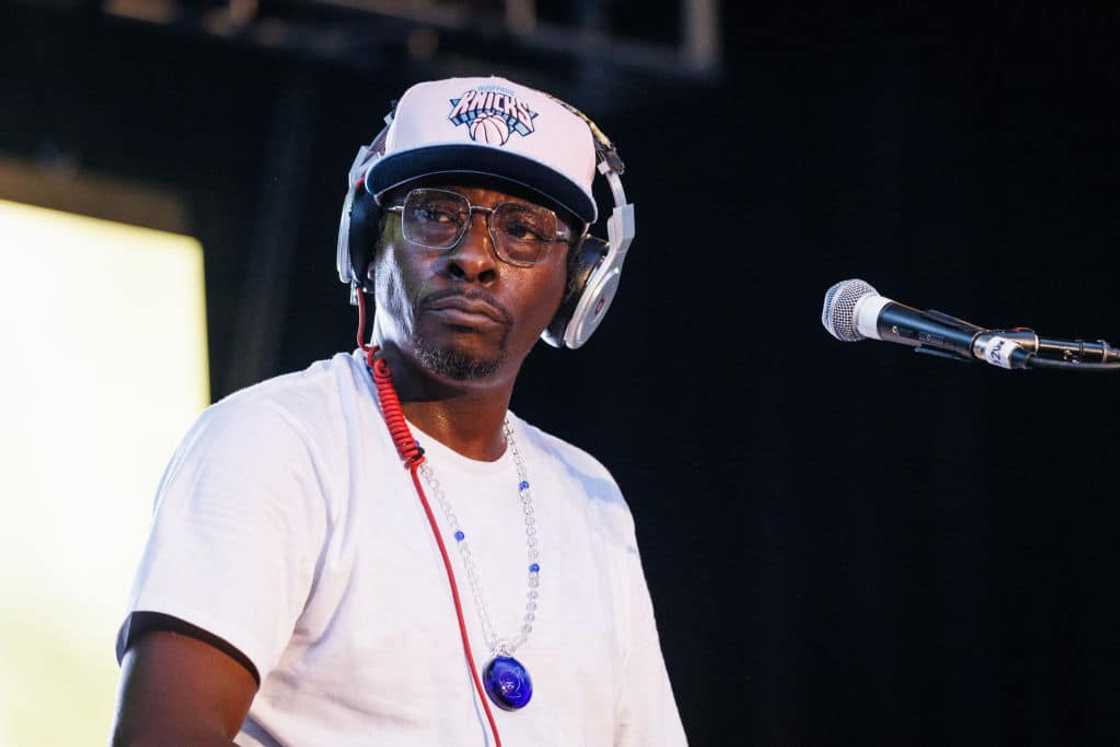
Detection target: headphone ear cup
<box><xmin>348</xmin><ymin>185</ymin><xmax>382</xmax><ymax>293</ymax></box>
<box><xmin>543</xmin><ymin>236</ymin><xmax>609</xmax><ymax>349</ymax></box>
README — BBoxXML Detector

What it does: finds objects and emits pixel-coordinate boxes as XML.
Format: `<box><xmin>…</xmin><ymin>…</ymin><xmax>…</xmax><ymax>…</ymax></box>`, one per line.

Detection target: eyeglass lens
<box><xmin>400</xmin><ymin>189</ymin><xmax>559</xmax><ymax>266</ymax></box>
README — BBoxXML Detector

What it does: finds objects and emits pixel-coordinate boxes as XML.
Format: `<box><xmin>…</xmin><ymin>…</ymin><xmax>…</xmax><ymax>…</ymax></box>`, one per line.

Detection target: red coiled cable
<box><xmin>356</xmin><ymin>289</ymin><xmax>504</xmax><ymax>747</ymax></box>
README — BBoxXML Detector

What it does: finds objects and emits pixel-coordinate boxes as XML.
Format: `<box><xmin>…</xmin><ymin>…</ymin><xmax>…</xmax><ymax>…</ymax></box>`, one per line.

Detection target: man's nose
<box><xmin>446</xmin><ymin>210</ymin><xmax>498</xmax><ymax>284</ymax></box>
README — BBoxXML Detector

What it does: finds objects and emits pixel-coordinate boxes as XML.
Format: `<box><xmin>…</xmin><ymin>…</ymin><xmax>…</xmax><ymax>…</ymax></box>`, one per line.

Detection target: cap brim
<box><xmin>365</xmin><ymin>145</ymin><xmax>597</xmax><ymax>224</ymax></box>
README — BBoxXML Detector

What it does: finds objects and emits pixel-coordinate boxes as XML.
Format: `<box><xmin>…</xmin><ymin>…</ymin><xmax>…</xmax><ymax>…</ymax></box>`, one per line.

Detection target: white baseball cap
<box><xmin>364</xmin><ymin>76</ymin><xmax>599</xmax><ymax>224</ymax></box>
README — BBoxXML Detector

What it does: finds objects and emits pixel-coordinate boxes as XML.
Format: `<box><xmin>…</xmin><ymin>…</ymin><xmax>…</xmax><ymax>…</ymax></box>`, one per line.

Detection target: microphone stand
<box><xmin>911</xmin><ymin>311</ymin><xmax>1120</xmax><ymax>372</ymax></box>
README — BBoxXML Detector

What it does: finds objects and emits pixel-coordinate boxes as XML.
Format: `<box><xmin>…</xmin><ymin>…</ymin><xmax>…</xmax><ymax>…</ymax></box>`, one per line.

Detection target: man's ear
<box><xmin>362</xmin><ymin>259</ymin><xmax>377</xmax><ymax>294</ymax></box>
<box><xmin>361</xmin><ymin>213</ymin><xmax>391</xmax><ymax>294</ymax></box>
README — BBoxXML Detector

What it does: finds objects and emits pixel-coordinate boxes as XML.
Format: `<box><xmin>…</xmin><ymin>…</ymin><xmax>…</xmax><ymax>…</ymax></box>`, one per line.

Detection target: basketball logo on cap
<box><xmin>449</xmin><ymin>86</ymin><xmax>538</xmax><ymax>147</ymax></box>
<box><xmin>469</xmin><ymin>113</ymin><xmax>510</xmax><ymax>145</ymax></box>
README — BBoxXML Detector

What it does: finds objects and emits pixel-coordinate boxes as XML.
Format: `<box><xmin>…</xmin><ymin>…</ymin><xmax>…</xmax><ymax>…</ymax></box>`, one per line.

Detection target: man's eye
<box><xmin>415</xmin><ymin>206</ymin><xmax>460</xmax><ymax>224</ymax></box>
<box><xmin>504</xmin><ymin>222</ymin><xmax>547</xmax><ymax>242</ymax></box>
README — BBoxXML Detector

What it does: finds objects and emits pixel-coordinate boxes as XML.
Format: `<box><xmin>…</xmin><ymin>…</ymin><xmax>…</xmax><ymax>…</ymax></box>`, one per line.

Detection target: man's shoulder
<box><xmin>159</xmin><ymin>352</ymin><xmax>371</xmax><ymax>496</ymax></box>
<box><xmin>513</xmin><ymin>416</ymin><xmax>626</xmax><ymax>505</ymax></box>
<box><xmin>514</xmin><ymin>417</ymin><xmax>611</xmax><ymax>474</ymax></box>
<box><xmin>210</xmin><ymin>351</ymin><xmax>366</xmax><ymax>425</ymax></box>
<box><xmin>181</xmin><ymin>352</ymin><xmax>367</xmax><ymax>457</ymax></box>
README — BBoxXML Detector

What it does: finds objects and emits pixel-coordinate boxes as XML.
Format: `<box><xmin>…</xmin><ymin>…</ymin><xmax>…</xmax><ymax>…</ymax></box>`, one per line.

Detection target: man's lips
<box><xmin>422</xmin><ymin>291</ymin><xmax>511</xmax><ymax>327</ymax></box>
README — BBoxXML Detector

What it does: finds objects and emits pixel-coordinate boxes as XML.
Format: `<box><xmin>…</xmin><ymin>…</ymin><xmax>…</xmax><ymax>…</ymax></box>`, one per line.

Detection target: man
<box><xmin>112</xmin><ymin>76</ymin><xmax>686</xmax><ymax>746</ymax></box>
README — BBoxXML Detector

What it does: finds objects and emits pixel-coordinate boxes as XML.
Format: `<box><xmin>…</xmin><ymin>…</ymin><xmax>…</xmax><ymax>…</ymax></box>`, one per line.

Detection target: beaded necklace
<box><xmin>363</xmin><ymin>342</ymin><xmax>538</xmax><ymax>726</ymax></box>
<box><xmin>417</xmin><ymin>419</ymin><xmax>540</xmax><ymax>711</ymax></box>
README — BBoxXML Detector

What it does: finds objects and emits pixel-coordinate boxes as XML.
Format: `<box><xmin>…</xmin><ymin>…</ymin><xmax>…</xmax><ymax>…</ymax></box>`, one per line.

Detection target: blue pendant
<box><xmin>483</xmin><ymin>656</ymin><xmax>533</xmax><ymax>710</ymax></box>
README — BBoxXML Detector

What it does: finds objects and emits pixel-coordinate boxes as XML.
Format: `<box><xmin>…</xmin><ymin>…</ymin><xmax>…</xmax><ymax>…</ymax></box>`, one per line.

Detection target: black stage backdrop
<box><xmin>5</xmin><ymin>4</ymin><xmax>1118</xmax><ymax>744</ymax></box>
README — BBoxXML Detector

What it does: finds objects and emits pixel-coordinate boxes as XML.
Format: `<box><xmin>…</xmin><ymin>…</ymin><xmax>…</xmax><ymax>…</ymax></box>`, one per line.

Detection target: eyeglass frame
<box><xmin>382</xmin><ymin>187</ymin><xmax>583</xmax><ymax>268</ymax></box>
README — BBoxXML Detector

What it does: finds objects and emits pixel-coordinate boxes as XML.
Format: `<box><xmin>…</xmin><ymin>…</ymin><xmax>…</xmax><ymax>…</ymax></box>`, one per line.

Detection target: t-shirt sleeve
<box><xmin>115</xmin><ymin>397</ymin><xmax>328</xmax><ymax>683</ymax></box>
<box><xmin>614</xmin><ymin>503</ymin><xmax>689</xmax><ymax>746</ymax></box>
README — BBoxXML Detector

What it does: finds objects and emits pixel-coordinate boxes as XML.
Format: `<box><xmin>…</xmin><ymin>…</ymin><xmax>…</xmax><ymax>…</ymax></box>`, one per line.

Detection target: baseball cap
<box><xmin>364</xmin><ymin>76</ymin><xmax>599</xmax><ymax>224</ymax></box>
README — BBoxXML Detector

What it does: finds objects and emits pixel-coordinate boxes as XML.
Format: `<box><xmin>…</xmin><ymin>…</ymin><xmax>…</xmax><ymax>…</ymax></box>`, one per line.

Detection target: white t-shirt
<box><xmin>117</xmin><ymin>351</ymin><xmax>687</xmax><ymax>746</ymax></box>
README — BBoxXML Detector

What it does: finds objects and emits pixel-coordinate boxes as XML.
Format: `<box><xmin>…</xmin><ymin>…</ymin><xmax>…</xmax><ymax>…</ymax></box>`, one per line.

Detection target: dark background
<box><xmin>4</xmin><ymin>2</ymin><xmax>1118</xmax><ymax>744</ymax></box>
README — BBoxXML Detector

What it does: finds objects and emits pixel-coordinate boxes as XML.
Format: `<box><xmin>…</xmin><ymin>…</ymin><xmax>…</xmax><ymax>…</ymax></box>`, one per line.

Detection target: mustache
<box><xmin>420</xmin><ymin>287</ymin><xmax>513</xmax><ymax>325</ymax></box>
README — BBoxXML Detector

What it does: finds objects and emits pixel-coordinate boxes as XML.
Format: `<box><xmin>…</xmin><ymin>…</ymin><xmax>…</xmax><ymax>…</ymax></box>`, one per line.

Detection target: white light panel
<box><xmin>0</xmin><ymin>199</ymin><xmax>209</xmax><ymax>744</ymax></box>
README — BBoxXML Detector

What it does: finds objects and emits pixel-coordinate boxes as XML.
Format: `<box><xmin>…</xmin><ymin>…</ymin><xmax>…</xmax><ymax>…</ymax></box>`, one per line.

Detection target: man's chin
<box><xmin>413</xmin><ymin>335</ymin><xmax>505</xmax><ymax>382</ymax></box>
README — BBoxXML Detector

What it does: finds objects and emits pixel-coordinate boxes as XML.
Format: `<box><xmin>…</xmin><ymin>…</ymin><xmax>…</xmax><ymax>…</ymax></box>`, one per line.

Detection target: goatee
<box><xmin>414</xmin><ymin>334</ymin><xmax>506</xmax><ymax>381</ymax></box>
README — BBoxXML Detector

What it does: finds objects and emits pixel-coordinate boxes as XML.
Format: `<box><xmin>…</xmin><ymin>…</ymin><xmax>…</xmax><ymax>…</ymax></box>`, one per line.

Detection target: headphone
<box><xmin>336</xmin><ymin>102</ymin><xmax>635</xmax><ymax>350</ymax></box>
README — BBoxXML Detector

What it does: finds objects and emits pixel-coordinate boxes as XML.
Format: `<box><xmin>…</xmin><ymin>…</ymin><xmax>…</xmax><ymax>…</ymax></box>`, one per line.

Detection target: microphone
<box><xmin>821</xmin><ymin>279</ymin><xmax>1120</xmax><ymax>371</ymax></box>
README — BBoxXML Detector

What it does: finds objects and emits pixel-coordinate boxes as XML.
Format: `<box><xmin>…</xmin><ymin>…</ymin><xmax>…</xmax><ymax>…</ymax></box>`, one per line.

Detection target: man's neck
<box><xmin>401</xmin><ymin>397</ymin><xmax>510</xmax><ymax>462</ymax></box>
<box><xmin>375</xmin><ymin>344</ymin><xmax>515</xmax><ymax>462</ymax></box>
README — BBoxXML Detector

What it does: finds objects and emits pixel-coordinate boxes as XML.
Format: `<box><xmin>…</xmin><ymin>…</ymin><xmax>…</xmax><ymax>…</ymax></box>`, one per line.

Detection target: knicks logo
<box><xmin>448</xmin><ymin>88</ymin><xmax>538</xmax><ymax>146</ymax></box>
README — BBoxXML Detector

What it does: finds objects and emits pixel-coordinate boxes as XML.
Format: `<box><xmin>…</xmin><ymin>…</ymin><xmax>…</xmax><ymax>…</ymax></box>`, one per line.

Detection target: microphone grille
<box><xmin>821</xmin><ymin>278</ymin><xmax>878</xmax><ymax>341</ymax></box>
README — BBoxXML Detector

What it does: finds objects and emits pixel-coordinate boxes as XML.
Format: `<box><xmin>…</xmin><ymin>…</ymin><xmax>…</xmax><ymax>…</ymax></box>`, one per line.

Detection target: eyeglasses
<box><xmin>384</xmin><ymin>188</ymin><xmax>573</xmax><ymax>267</ymax></box>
